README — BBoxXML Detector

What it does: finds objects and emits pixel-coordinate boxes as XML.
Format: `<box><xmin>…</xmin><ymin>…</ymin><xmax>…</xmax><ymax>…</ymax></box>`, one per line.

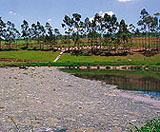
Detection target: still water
<box><xmin>62</xmin><ymin>69</ymin><xmax>160</xmax><ymax>98</ymax></box>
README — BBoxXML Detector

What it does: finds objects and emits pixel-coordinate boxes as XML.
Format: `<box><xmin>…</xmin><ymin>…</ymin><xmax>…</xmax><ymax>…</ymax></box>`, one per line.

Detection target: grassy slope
<box><xmin>0</xmin><ymin>50</ymin><xmax>160</xmax><ymax>67</ymax></box>
<box><xmin>58</xmin><ymin>53</ymin><xmax>160</xmax><ymax>66</ymax></box>
<box><xmin>0</xmin><ymin>50</ymin><xmax>60</xmax><ymax>62</ymax></box>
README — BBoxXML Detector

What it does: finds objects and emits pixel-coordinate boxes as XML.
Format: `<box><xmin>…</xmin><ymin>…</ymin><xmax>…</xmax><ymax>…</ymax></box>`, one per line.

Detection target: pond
<box><xmin>61</xmin><ymin>69</ymin><xmax>160</xmax><ymax>98</ymax></box>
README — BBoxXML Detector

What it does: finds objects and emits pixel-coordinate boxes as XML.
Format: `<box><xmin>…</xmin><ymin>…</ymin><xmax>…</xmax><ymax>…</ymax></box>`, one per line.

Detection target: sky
<box><xmin>0</xmin><ymin>0</ymin><xmax>159</xmax><ymax>34</ymax></box>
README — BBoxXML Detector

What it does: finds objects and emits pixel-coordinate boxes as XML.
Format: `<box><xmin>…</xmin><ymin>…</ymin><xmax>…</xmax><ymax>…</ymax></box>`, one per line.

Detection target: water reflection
<box><xmin>74</xmin><ymin>72</ymin><xmax>160</xmax><ymax>97</ymax></box>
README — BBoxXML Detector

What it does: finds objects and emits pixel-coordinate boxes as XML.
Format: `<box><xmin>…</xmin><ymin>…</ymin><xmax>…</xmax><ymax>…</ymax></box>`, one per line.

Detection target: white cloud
<box><xmin>8</xmin><ymin>11</ymin><xmax>16</xmax><ymax>15</ymax></box>
<box><xmin>48</xmin><ymin>18</ymin><xmax>52</xmax><ymax>22</ymax></box>
<box><xmin>117</xmin><ymin>0</ymin><xmax>133</xmax><ymax>2</ymax></box>
<box><xmin>89</xmin><ymin>11</ymin><xmax>114</xmax><ymax>22</ymax></box>
<box><xmin>99</xmin><ymin>11</ymin><xmax>114</xmax><ymax>17</ymax></box>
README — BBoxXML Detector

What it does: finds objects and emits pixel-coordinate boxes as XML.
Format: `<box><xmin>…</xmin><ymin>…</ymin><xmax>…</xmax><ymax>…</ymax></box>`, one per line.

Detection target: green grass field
<box><xmin>58</xmin><ymin>53</ymin><xmax>160</xmax><ymax>66</ymax></box>
<box><xmin>0</xmin><ymin>50</ymin><xmax>160</xmax><ymax>67</ymax></box>
<box><xmin>0</xmin><ymin>50</ymin><xmax>60</xmax><ymax>62</ymax></box>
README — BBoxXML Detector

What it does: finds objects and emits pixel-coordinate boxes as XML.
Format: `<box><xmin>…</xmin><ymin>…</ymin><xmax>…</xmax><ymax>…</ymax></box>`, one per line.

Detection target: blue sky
<box><xmin>0</xmin><ymin>0</ymin><xmax>159</xmax><ymax>33</ymax></box>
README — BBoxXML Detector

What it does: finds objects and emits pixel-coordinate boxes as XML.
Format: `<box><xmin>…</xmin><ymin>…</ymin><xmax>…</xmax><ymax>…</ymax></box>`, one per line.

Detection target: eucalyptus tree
<box><xmin>4</xmin><ymin>21</ymin><xmax>20</xmax><ymax>49</ymax></box>
<box><xmin>137</xmin><ymin>9</ymin><xmax>149</xmax><ymax>32</ymax></box>
<box><xmin>117</xmin><ymin>19</ymin><xmax>129</xmax><ymax>50</ymax></box>
<box><xmin>0</xmin><ymin>17</ymin><xmax>6</xmax><ymax>50</ymax></box>
<box><xmin>150</xmin><ymin>17</ymin><xmax>159</xmax><ymax>33</ymax></box>
<box><xmin>129</xmin><ymin>24</ymin><xmax>136</xmax><ymax>34</ymax></box>
<box><xmin>79</xmin><ymin>21</ymin><xmax>85</xmax><ymax>44</ymax></box>
<box><xmin>21</xmin><ymin>20</ymin><xmax>30</xmax><ymax>48</ymax></box>
<box><xmin>35</xmin><ymin>21</ymin><xmax>46</xmax><ymax>49</ymax></box>
<box><xmin>72</xmin><ymin>13</ymin><xmax>83</xmax><ymax>45</ymax></box>
<box><xmin>94</xmin><ymin>13</ymin><xmax>105</xmax><ymax>45</ymax></box>
<box><xmin>88</xmin><ymin>17</ymin><xmax>99</xmax><ymax>46</ymax></box>
<box><xmin>154</xmin><ymin>12</ymin><xmax>160</xmax><ymax>32</ymax></box>
<box><xmin>103</xmin><ymin>14</ymin><xmax>118</xmax><ymax>48</ymax></box>
<box><xmin>103</xmin><ymin>13</ymin><xmax>112</xmax><ymax>44</ymax></box>
<box><xmin>128</xmin><ymin>24</ymin><xmax>136</xmax><ymax>48</ymax></box>
<box><xmin>54</xmin><ymin>28</ymin><xmax>60</xmax><ymax>37</ymax></box>
<box><xmin>62</xmin><ymin>13</ymin><xmax>84</xmax><ymax>46</ymax></box>
<box><xmin>138</xmin><ymin>9</ymin><xmax>159</xmax><ymax>48</ymax></box>
<box><xmin>153</xmin><ymin>12</ymin><xmax>160</xmax><ymax>50</ymax></box>
<box><xmin>45</xmin><ymin>22</ymin><xmax>56</xmax><ymax>48</ymax></box>
<box><xmin>54</xmin><ymin>28</ymin><xmax>61</xmax><ymax>44</ymax></box>
<box><xmin>30</xmin><ymin>23</ymin><xmax>37</xmax><ymax>45</ymax></box>
<box><xmin>39</xmin><ymin>25</ymin><xmax>46</xmax><ymax>49</ymax></box>
<box><xmin>62</xmin><ymin>15</ymin><xmax>73</xmax><ymax>46</ymax></box>
<box><xmin>84</xmin><ymin>17</ymin><xmax>90</xmax><ymax>44</ymax></box>
<box><xmin>118</xmin><ymin>19</ymin><xmax>129</xmax><ymax>40</ymax></box>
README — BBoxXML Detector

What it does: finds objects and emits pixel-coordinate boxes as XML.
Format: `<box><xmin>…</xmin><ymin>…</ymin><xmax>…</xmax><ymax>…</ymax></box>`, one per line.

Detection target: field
<box><xmin>0</xmin><ymin>50</ymin><xmax>160</xmax><ymax>68</ymax></box>
<box><xmin>58</xmin><ymin>53</ymin><xmax>160</xmax><ymax>66</ymax></box>
<box><xmin>0</xmin><ymin>50</ymin><xmax>60</xmax><ymax>62</ymax></box>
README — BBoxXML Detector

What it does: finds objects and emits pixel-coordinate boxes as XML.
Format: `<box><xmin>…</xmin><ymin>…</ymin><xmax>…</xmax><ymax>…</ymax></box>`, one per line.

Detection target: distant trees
<box><xmin>103</xmin><ymin>14</ymin><xmax>119</xmax><ymax>45</ymax></box>
<box><xmin>0</xmin><ymin>17</ymin><xmax>6</xmax><ymax>50</ymax></box>
<box><xmin>137</xmin><ymin>8</ymin><xmax>160</xmax><ymax>49</ymax></box>
<box><xmin>62</xmin><ymin>13</ymin><xmax>84</xmax><ymax>46</ymax></box>
<box><xmin>21</xmin><ymin>20</ymin><xmax>30</xmax><ymax>48</ymax></box>
<box><xmin>45</xmin><ymin>22</ymin><xmax>55</xmax><ymax>47</ymax></box>
<box><xmin>4</xmin><ymin>21</ymin><xmax>20</xmax><ymax>48</ymax></box>
<box><xmin>0</xmin><ymin>8</ymin><xmax>159</xmax><ymax>52</ymax></box>
<box><xmin>117</xmin><ymin>19</ymin><xmax>129</xmax><ymax>44</ymax></box>
<box><xmin>137</xmin><ymin>8</ymin><xmax>159</xmax><ymax>33</ymax></box>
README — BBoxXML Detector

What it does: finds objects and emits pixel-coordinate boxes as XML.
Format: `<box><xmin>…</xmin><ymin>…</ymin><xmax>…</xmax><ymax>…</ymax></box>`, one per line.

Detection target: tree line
<box><xmin>0</xmin><ymin>8</ymin><xmax>159</xmax><ymax>50</ymax></box>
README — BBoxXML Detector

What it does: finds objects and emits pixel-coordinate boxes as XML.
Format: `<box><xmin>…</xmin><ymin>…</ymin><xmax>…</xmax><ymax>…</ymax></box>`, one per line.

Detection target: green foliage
<box><xmin>130</xmin><ymin>117</ymin><xmax>160</xmax><ymax>132</ymax></box>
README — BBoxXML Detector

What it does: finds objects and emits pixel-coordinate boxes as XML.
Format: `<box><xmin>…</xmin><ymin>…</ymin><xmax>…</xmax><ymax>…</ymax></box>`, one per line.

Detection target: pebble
<box><xmin>0</xmin><ymin>67</ymin><xmax>159</xmax><ymax>132</ymax></box>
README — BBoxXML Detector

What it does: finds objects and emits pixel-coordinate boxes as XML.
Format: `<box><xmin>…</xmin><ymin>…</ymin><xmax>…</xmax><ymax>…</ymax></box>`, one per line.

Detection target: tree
<box><xmin>39</xmin><ymin>25</ymin><xmax>46</xmax><ymax>49</ymax></box>
<box><xmin>21</xmin><ymin>20</ymin><xmax>30</xmax><ymax>48</ymax></box>
<box><xmin>88</xmin><ymin>17</ymin><xmax>100</xmax><ymax>46</ymax></box>
<box><xmin>0</xmin><ymin>17</ymin><xmax>6</xmax><ymax>50</ymax></box>
<box><xmin>45</xmin><ymin>22</ymin><xmax>56</xmax><ymax>48</ymax></box>
<box><xmin>129</xmin><ymin>24</ymin><xmax>136</xmax><ymax>34</ymax></box>
<box><xmin>4</xmin><ymin>21</ymin><xmax>20</xmax><ymax>49</ymax></box>
<box><xmin>35</xmin><ymin>21</ymin><xmax>45</xmax><ymax>49</ymax></box>
<box><xmin>94</xmin><ymin>13</ymin><xmax>105</xmax><ymax>45</ymax></box>
<box><xmin>137</xmin><ymin>9</ymin><xmax>159</xmax><ymax>49</ymax></box>
<box><xmin>137</xmin><ymin>9</ymin><xmax>149</xmax><ymax>32</ymax></box>
<box><xmin>103</xmin><ymin>14</ymin><xmax>118</xmax><ymax>49</ymax></box>
<box><xmin>154</xmin><ymin>12</ymin><xmax>160</xmax><ymax>32</ymax></box>
<box><xmin>128</xmin><ymin>24</ymin><xmax>136</xmax><ymax>48</ymax></box>
<box><xmin>62</xmin><ymin>15</ymin><xmax>72</xmax><ymax>46</ymax></box>
<box><xmin>62</xmin><ymin>13</ymin><xmax>84</xmax><ymax>46</ymax></box>
<box><xmin>54</xmin><ymin>28</ymin><xmax>61</xmax><ymax>43</ymax></box>
<box><xmin>84</xmin><ymin>17</ymin><xmax>90</xmax><ymax>44</ymax></box>
<box><xmin>117</xmin><ymin>19</ymin><xmax>129</xmax><ymax>51</ymax></box>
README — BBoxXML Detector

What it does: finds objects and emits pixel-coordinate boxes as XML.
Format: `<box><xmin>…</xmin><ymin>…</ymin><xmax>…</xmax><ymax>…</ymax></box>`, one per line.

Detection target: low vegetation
<box><xmin>0</xmin><ymin>51</ymin><xmax>160</xmax><ymax>68</ymax></box>
<box><xmin>0</xmin><ymin>50</ymin><xmax>60</xmax><ymax>62</ymax></box>
<box><xmin>130</xmin><ymin>117</ymin><xmax>160</xmax><ymax>132</ymax></box>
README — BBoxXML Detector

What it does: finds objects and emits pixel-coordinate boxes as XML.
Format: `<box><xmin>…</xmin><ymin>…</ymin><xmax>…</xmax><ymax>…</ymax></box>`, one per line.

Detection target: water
<box><xmin>62</xmin><ymin>69</ymin><xmax>160</xmax><ymax>98</ymax></box>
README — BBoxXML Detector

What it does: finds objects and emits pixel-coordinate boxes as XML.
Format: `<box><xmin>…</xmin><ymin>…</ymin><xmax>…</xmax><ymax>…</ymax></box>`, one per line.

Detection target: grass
<box><xmin>130</xmin><ymin>117</ymin><xmax>160</xmax><ymax>132</ymax></box>
<box><xmin>0</xmin><ymin>50</ymin><xmax>160</xmax><ymax>68</ymax></box>
<box><xmin>59</xmin><ymin>53</ymin><xmax>160</xmax><ymax>62</ymax></box>
<box><xmin>58</xmin><ymin>53</ymin><xmax>160</xmax><ymax>67</ymax></box>
<box><xmin>0</xmin><ymin>50</ymin><xmax>60</xmax><ymax>62</ymax></box>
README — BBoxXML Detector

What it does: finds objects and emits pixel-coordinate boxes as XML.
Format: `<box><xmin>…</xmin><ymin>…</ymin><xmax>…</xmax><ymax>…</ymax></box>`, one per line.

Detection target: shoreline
<box><xmin>0</xmin><ymin>67</ymin><xmax>160</xmax><ymax>132</ymax></box>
